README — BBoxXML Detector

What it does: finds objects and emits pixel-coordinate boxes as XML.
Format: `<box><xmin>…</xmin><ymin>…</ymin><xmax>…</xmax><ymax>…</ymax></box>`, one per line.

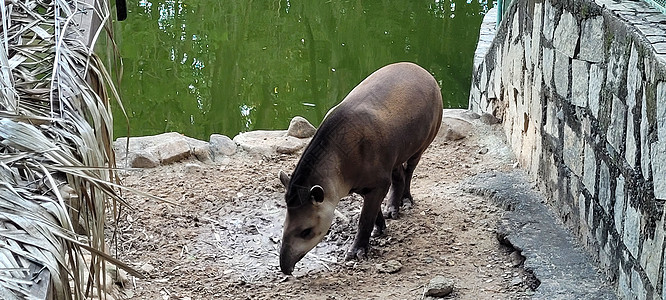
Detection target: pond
<box><xmin>114</xmin><ymin>0</ymin><xmax>491</xmax><ymax>140</ymax></box>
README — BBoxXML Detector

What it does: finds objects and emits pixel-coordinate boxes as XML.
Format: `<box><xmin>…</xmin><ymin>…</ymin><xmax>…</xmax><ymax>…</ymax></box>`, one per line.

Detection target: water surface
<box><xmin>115</xmin><ymin>0</ymin><xmax>490</xmax><ymax>140</ymax></box>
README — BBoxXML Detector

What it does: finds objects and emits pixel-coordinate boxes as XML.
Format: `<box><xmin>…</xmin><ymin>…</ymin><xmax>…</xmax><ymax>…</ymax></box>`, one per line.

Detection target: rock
<box><xmin>376</xmin><ymin>259</ymin><xmax>402</xmax><ymax>273</ymax></box>
<box><xmin>424</xmin><ymin>275</ymin><xmax>454</xmax><ymax>297</ymax></box>
<box><xmin>114</xmin><ymin>132</ymin><xmax>211</xmax><ymax>166</ymax></box>
<box><xmin>210</xmin><ymin>134</ymin><xmax>237</xmax><ymax>157</ymax></box>
<box><xmin>511</xmin><ymin>276</ymin><xmax>523</xmax><ymax>286</ymax></box>
<box><xmin>276</xmin><ymin>138</ymin><xmax>307</xmax><ymax>154</ymax></box>
<box><xmin>157</xmin><ymin>139</ymin><xmax>191</xmax><ymax>164</ymax></box>
<box><xmin>184</xmin><ymin>163</ymin><xmax>202</xmax><ymax>173</ymax></box>
<box><xmin>438</xmin><ymin>117</ymin><xmax>473</xmax><ymax>141</ymax></box>
<box><xmin>480</xmin><ymin>113</ymin><xmax>500</xmax><ymax>125</ymax></box>
<box><xmin>509</xmin><ymin>250</ymin><xmax>526</xmax><ymax>267</ymax></box>
<box><xmin>140</xmin><ymin>263</ymin><xmax>155</xmax><ymax>273</ymax></box>
<box><xmin>234</xmin><ymin>130</ymin><xmax>309</xmax><ymax>157</ymax></box>
<box><xmin>478</xmin><ymin>147</ymin><xmax>489</xmax><ymax>155</ymax></box>
<box><xmin>287</xmin><ymin>116</ymin><xmax>316</xmax><ymax>138</ymax></box>
<box><xmin>192</xmin><ymin>145</ymin><xmax>213</xmax><ymax>162</ymax></box>
<box><xmin>128</xmin><ymin>151</ymin><xmax>160</xmax><ymax>168</ymax></box>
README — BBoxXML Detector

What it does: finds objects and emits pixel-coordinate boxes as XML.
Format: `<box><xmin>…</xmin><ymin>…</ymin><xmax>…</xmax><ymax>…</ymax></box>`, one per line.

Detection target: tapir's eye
<box><xmin>299</xmin><ymin>228</ymin><xmax>313</xmax><ymax>239</ymax></box>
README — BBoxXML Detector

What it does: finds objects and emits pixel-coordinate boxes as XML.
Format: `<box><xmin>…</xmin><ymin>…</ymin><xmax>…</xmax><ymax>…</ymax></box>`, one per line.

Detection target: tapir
<box><xmin>278</xmin><ymin>62</ymin><xmax>443</xmax><ymax>275</ymax></box>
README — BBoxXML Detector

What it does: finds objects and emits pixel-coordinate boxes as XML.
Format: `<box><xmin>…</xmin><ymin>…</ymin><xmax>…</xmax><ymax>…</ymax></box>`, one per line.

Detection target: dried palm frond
<box><xmin>1</xmin><ymin>0</ymin><xmax>130</xmax><ymax>299</ymax></box>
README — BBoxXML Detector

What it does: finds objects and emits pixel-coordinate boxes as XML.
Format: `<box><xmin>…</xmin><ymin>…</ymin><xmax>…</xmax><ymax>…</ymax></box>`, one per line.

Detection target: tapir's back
<box><xmin>322</xmin><ymin>62</ymin><xmax>443</xmax><ymax>163</ymax></box>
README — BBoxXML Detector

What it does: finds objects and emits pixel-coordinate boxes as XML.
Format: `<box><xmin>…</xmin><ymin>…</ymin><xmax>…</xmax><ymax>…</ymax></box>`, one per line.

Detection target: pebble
<box><xmin>376</xmin><ymin>260</ymin><xmax>402</xmax><ymax>273</ymax></box>
<box><xmin>509</xmin><ymin>250</ymin><xmax>525</xmax><ymax>267</ymax></box>
<box><xmin>511</xmin><ymin>276</ymin><xmax>523</xmax><ymax>286</ymax></box>
<box><xmin>424</xmin><ymin>275</ymin><xmax>454</xmax><ymax>297</ymax></box>
<box><xmin>140</xmin><ymin>263</ymin><xmax>155</xmax><ymax>273</ymax></box>
<box><xmin>184</xmin><ymin>163</ymin><xmax>202</xmax><ymax>173</ymax></box>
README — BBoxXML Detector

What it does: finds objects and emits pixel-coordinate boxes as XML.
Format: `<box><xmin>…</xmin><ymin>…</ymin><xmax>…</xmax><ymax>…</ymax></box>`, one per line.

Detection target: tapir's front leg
<box><xmin>345</xmin><ymin>184</ymin><xmax>390</xmax><ymax>260</ymax></box>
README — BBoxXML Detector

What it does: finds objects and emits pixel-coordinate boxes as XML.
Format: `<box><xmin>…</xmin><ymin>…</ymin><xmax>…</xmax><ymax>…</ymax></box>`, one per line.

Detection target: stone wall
<box><xmin>469</xmin><ymin>0</ymin><xmax>666</xmax><ymax>298</ymax></box>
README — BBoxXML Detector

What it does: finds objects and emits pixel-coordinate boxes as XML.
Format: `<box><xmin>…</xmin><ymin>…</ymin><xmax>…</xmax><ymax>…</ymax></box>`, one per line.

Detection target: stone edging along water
<box><xmin>113</xmin><ymin>116</ymin><xmax>317</xmax><ymax>168</ymax></box>
<box><xmin>113</xmin><ymin>110</ymin><xmax>480</xmax><ymax>169</ymax></box>
<box><xmin>470</xmin><ymin>0</ymin><xmax>666</xmax><ymax>298</ymax></box>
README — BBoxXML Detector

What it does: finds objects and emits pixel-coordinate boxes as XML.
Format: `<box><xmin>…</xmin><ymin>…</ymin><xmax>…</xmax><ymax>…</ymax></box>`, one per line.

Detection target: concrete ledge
<box><xmin>461</xmin><ymin>171</ymin><xmax>616</xmax><ymax>299</ymax></box>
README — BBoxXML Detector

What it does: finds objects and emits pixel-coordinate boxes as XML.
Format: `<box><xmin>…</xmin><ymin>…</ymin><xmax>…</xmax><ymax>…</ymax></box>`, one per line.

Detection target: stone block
<box><xmin>524</xmin><ymin>34</ymin><xmax>532</xmax><ymax>73</ymax></box>
<box><xmin>657</xmin><ymin>82</ymin><xmax>666</xmax><ymax>141</ymax></box>
<box><xmin>531</xmin><ymin>2</ymin><xmax>543</xmax><ymax>62</ymax></box>
<box><xmin>607</xmin><ymin>95</ymin><xmax>627</xmax><ymax>153</ymax></box>
<box><xmin>545</xmin><ymin>101</ymin><xmax>559</xmax><ymax>139</ymax></box>
<box><xmin>531</xmin><ymin>74</ymin><xmax>543</xmax><ymax>128</ymax></box>
<box><xmin>531</xmin><ymin>128</ymin><xmax>543</xmax><ymax>178</ymax></box>
<box><xmin>641</xmin><ymin>88</ymin><xmax>651</xmax><ymax>181</ymax></box>
<box><xmin>543</xmin><ymin>0</ymin><xmax>556</xmax><ymax>43</ymax></box>
<box><xmin>480</xmin><ymin>63</ymin><xmax>488</xmax><ymax>93</ymax></box>
<box><xmin>543</xmin><ymin>47</ymin><xmax>555</xmax><ymax>88</ymax></box>
<box><xmin>599</xmin><ymin>161</ymin><xmax>611</xmax><ymax>214</ymax></box>
<box><xmin>606</xmin><ymin>40</ymin><xmax>628</xmax><ymax>96</ymax></box>
<box><xmin>618</xmin><ymin>263</ymin><xmax>631</xmax><ymax>299</ymax></box>
<box><xmin>553</xmin><ymin>11</ymin><xmax>579</xmax><ymax>58</ymax></box>
<box><xmin>615</xmin><ymin>174</ymin><xmax>625</xmax><ymax>235</ymax></box>
<box><xmin>627</xmin><ymin>44</ymin><xmax>640</xmax><ymax>110</ymax></box>
<box><xmin>564</xmin><ymin>123</ymin><xmax>583</xmax><ymax>177</ymax></box>
<box><xmin>579</xmin><ymin>193</ymin><xmax>587</xmax><ymax>229</ymax></box>
<box><xmin>640</xmin><ymin>215</ymin><xmax>664</xmax><ymax>288</ymax></box>
<box><xmin>626</xmin><ymin>112</ymin><xmax>637</xmax><ymax>168</ymax></box>
<box><xmin>583</xmin><ymin>142</ymin><xmax>596</xmax><ymax>195</ymax></box>
<box><xmin>588</xmin><ymin>64</ymin><xmax>605</xmax><ymax>119</ymax></box>
<box><xmin>652</xmin><ymin>141</ymin><xmax>666</xmax><ymax>200</ymax></box>
<box><xmin>579</xmin><ymin>16</ymin><xmax>604</xmax><ymax>63</ymax></box>
<box><xmin>554</xmin><ymin>51</ymin><xmax>570</xmax><ymax>99</ymax></box>
<box><xmin>572</xmin><ymin>60</ymin><xmax>589</xmax><ymax>107</ymax></box>
<box><xmin>623</xmin><ymin>203</ymin><xmax>640</xmax><ymax>259</ymax></box>
<box><xmin>631</xmin><ymin>268</ymin><xmax>647</xmax><ymax>300</ymax></box>
<box><xmin>494</xmin><ymin>45</ymin><xmax>503</xmax><ymax>99</ymax></box>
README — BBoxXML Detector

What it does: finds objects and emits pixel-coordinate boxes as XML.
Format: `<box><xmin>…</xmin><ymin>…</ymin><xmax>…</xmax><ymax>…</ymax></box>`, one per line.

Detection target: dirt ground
<box><xmin>108</xmin><ymin>119</ymin><xmax>539</xmax><ymax>299</ymax></box>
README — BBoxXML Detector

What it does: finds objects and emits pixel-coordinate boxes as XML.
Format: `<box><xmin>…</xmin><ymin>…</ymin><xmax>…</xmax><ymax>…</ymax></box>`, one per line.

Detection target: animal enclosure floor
<box><xmin>109</xmin><ymin>120</ymin><xmax>539</xmax><ymax>299</ymax></box>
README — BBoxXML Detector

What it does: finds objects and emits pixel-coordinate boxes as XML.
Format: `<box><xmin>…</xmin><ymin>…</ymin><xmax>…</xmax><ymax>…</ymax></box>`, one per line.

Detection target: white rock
<box><xmin>128</xmin><ymin>150</ymin><xmax>160</xmax><ymax>168</ymax></box>
<box><xmin>184</xmin><ymin>163</ymin><xmax>202</xmax><ymax>173</ymax></box>
<box><xmin>157</xmin><ymin>139</ymin><xmax>191</xmax><ymax>164</ymax></box>
<box><xmin>140</xmin><ymin>263</ymin><xmax>155</xmax><ymax>273</ymax></box>
<box><xmin>234</xmin><ymin>130</ymin><xmax>309</xmax><ymax>157</ymax></box>
<box><xmin>424</xmin><ymin>275</ymin><xmax>454</xmax><ymax>297</ymax></box>
<box><xmin>209</xmin><ymin>134</ymin><xmax>237</xmax><ymax>157</ymax></box>
<box><xmin>287</xmin><ymin>116</ymin><xmax>316</xmax><ymax>138</ymax></box>
<box><xmin>438</xmin><ymin>117</ymin><xmax>473</xmax><ymax>141</ymax></box>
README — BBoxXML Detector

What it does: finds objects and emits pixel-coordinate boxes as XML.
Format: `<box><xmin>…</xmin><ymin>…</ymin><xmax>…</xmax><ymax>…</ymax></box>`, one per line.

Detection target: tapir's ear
<box><xmin>310</xmin><ymin>185</ymin><xmax>324</xmax><ymax>203</ymax></box>
<box><xmin>279</xmin><ymin>170</ymin><xmax>291</xmax><ymax>187</ymax></box>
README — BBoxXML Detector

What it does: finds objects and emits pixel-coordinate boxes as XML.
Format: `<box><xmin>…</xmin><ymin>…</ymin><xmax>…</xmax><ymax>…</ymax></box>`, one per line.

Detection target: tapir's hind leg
<box><xmin>402</xmin><ymin>152</ymin><xmax>424</xmax><ymax>202</ymax></box>
<box><xmin>372</xmin><ymin>210</ymin><xmax>386</xmax><ymax>237</ymax></box>
<box><xmin>384</xmin><ymin>166</ymin><xmax>407</xmax><ymax>219</ymax></box>
<box><xmin>346</xmin><ymin>184</ymin><xmax>390</xmax><ymax>261</ymax></box>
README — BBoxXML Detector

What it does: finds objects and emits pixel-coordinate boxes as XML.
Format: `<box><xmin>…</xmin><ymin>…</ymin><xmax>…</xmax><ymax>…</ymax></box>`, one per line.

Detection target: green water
<box><xmin>114</xmin><ymin>0</ymin><xmax>490</xmax><ymax>140</ymax></box>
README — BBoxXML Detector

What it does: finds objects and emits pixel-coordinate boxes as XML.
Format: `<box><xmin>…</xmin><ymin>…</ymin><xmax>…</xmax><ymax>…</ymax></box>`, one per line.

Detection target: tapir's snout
<box><xmin>279</xmin><ymin>257</ymin><xmax>294</xmax><ymax>275</ymax></box>
<box><xmin>279</xmin><ymin>243</ymin><xmax>305</xmax><ymax>275</ymax></box>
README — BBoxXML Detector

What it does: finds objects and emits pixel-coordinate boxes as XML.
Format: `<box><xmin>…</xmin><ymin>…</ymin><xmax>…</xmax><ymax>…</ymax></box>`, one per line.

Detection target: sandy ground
<box><xmin>108</xmin><ymin>117</ymin><xmax>539</xmax><ymax>299</ymax></box>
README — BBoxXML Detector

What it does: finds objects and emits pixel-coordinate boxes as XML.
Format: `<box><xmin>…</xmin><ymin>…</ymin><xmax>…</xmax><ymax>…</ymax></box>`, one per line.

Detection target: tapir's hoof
<box><xmin>383</xmin><ymin>207</ymin><xmax>400</xmax><ymax>219</ymax></box>
<box><xmin>371</xmin><ymin>226</ymin><xmax>385</xmax><ymax>237</ymax></box>
<box><xmin>345</xmin><ymin>246</ymin><xmax>368</xmax><ymax>261</ymax></box>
